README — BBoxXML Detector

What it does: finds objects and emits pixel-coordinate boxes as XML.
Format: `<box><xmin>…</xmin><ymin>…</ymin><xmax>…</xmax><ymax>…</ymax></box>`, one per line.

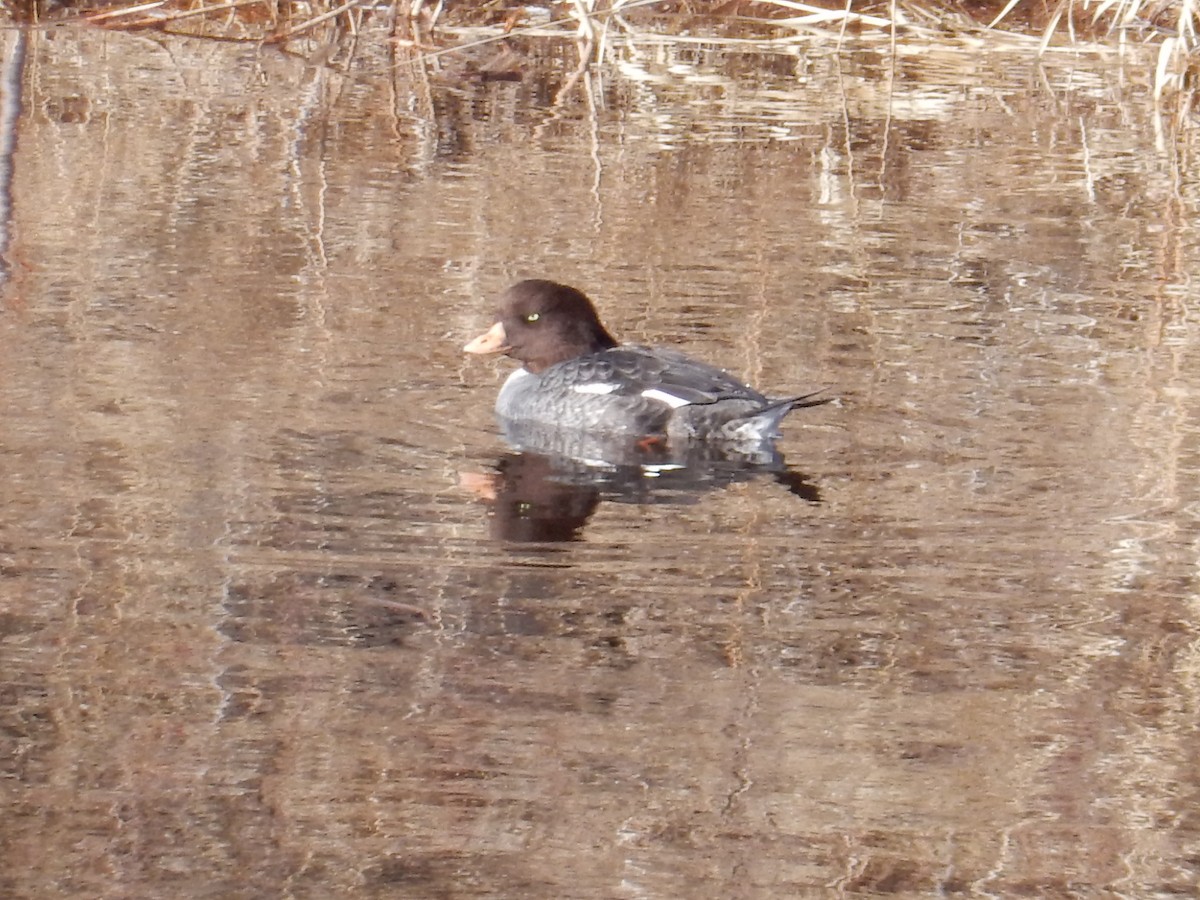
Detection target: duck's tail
<box><xmin>723</xmin><ymin>391</ymin><xmax>833</xmax><ymax>442</ymax></box>
<box><xmin>779</xmin><ymin>390</ymin><xmax>834</xmax><ymax>411</ymax></box>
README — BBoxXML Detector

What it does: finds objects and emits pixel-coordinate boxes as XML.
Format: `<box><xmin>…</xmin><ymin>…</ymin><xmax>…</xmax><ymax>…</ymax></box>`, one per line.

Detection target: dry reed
<box><xmin>7</xmin><ymin>0</ymin><xmax>1199</xmax><ymax>120</ymax></box>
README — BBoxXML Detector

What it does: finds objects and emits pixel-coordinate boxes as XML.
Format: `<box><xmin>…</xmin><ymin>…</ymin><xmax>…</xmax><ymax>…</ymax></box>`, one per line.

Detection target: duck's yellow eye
<box><xmin>524</xmin><ymin>312</ymin><xmax>540</xmax><ymax>323</ymax></box>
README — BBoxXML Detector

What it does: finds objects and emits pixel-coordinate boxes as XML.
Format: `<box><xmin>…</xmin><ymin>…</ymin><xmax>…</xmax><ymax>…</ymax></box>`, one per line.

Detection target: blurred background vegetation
<box><xmin>1</xmin><ymin>0</ymin><xmax>1197</xmax><ymax>123</ymax></box>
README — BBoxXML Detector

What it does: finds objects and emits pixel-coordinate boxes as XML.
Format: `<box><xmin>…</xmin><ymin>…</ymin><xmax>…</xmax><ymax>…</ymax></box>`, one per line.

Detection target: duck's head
<box><xmin>463</xmin><ymin>279</ymin><xmax>619</xmax><ymax>374</ymax></box>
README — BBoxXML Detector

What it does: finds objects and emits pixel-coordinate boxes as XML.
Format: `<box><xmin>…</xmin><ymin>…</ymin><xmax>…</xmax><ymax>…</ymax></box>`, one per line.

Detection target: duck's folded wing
<box><xmin>542</xmin><ymin>345</ymin><xmax>768</xmax><ymax>407</ymax></box>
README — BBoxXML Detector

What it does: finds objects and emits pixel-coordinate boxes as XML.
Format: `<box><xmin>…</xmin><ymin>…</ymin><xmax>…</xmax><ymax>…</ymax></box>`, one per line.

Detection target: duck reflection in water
<box><xmin>463</xmin><ymin>421</ymin><xmax>823</xmax><ymax>544</ymax></box>
<box><xmin>462</xmin><ymin>279</ymin><xmax>831</xmax><ymax>542</ymax></box>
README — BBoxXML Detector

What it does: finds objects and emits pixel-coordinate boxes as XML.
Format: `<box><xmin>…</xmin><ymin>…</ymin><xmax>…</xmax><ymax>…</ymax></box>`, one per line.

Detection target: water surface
<box><xmin>2</xmin><ymin>22</ymin><xmax>1199</xmax><ymax>898</ymax></box>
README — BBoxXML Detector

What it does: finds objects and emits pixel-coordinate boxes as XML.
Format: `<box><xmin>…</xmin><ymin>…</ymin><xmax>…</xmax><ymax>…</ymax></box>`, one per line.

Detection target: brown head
<box><xmin>463</xmin><ymin>280</ymin><xmax>619</xmax><ymax>373</ymax></box>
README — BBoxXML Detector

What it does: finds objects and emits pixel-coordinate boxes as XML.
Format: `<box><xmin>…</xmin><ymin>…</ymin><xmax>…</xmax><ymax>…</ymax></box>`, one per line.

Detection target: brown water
<box><xmin>2</xmin><ymin>21</ymin><xmax>1199</xmax><ymax>899</ymax></box>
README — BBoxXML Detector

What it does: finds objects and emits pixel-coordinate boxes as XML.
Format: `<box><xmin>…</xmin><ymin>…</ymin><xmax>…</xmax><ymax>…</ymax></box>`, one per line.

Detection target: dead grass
<box><xmin>988</xmin><ymin>0</ymin><xmax>1200</xmax><ymax>126</ymax></box>
<box><xmin>9</xmin><ymin>0</ymin><xmax>1200</xmax><ymax>122</ymax></box>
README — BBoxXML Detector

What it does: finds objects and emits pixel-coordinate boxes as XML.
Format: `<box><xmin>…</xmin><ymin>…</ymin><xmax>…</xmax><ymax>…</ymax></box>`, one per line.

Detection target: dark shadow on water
<box><xmin>465</xmin><ymin>420</ymin><xmax>822</xmax><ymax>543</ymax></box>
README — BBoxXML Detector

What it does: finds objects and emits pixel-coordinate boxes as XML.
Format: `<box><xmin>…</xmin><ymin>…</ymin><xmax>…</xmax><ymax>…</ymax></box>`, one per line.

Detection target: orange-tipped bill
<box><xmin>463</xmin><ymin>320</ymin><xmax>509</xmax><ymax>355</ymax></box>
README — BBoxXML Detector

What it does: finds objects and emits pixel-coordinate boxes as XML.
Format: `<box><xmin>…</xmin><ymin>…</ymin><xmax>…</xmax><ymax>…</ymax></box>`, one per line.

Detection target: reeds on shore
<box><xmin>7</xmin><ymin>0</ymin><xmax>1200</xmax><ymax>122</ymax></box>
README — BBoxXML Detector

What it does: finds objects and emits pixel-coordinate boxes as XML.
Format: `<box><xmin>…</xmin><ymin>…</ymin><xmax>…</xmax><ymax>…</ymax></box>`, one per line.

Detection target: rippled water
<box><xmin>2</xmin><ymin>21</ymin><xmax>1199</xmax><ymax>898</ymax></box>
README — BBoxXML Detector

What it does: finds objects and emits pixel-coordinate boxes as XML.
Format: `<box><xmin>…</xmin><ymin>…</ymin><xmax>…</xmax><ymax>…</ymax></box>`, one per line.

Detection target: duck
<box><xmin>463</xmin><ymin>279</ymin><xmax>829</xmax><ymax>444</ymax></box>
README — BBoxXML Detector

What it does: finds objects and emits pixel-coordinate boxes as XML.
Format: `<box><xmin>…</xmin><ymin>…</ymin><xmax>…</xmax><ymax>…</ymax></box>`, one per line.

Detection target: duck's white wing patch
<box><xmin>572</xmin><ymin>382</ymin><xmax>619</xmax><ymax>395</ymax></box>
<box><xmin>640</xmin><ymin>388</ymin><xmax>692</xmax><ymax>409</ymax></box>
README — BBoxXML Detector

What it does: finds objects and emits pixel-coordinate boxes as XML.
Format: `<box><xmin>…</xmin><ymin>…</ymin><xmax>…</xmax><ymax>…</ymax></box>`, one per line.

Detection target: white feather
<box><xmin>502</xmin><ymin>367</ymin><xmax>532</xmax><ymax>387</ymax></box>
<box><xmin>641</xmin><ymin>388</ymin><xmax>691</xmax><ymax>409</ymax></box>
<box><xmin>572</xmin><ymin>382</ymin><xmax>619</xmax><ymax>395</ymax></box>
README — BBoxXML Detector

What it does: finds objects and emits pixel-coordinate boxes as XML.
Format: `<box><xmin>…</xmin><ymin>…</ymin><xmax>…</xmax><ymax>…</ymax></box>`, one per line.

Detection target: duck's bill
<box><xmin>463</xmin><ymin>321</ymin><xmax>510</xmax><ymax>354</ymax></box>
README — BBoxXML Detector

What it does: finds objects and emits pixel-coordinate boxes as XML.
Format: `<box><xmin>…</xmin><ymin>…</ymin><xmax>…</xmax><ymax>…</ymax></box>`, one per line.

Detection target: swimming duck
<box><xmin>463</xmin><ymin>279</ymin><xmax>828</xmax><ymax>444</ymax></box>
